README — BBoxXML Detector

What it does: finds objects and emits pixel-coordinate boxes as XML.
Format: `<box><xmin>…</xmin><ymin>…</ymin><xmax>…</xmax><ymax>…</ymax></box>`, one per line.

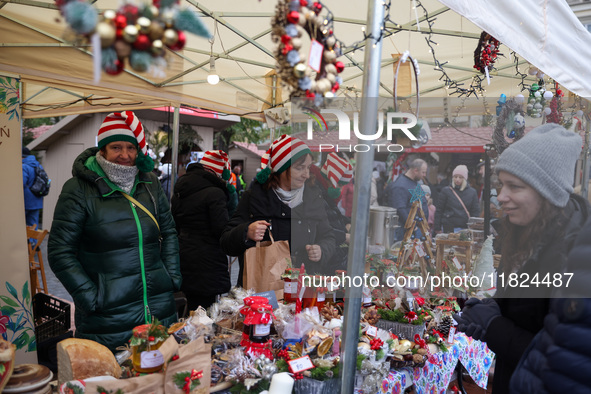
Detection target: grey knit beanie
<box><xmin>495</xmin><ymin>123</ymin><xmax>582</xmax><ymax>207</ymax></box>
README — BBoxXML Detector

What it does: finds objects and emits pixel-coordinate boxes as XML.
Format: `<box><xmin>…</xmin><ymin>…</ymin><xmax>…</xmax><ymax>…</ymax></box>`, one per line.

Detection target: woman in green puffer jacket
<box><xmin>48</xmin><ymin>111</ymin><xmax>181</xmax><ymax>352</ymax></box>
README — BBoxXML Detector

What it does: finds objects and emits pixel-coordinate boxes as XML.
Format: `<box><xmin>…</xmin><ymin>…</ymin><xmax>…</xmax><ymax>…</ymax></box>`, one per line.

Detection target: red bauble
<box><xmin>299</xmin><ymin>0</ymin><xmax>308</xmax><ymax>6</ymax></box>
<box><xmin>305</xmin><ymin>90</ymin><xmax>315</xmax><ymax>98</ymax></box>
<box><xmin>281</xmin><ymin>34</ymin><xmax>291</xmax><ymax>45</ymax></box>
<box><xmin>281</xmin><ymin>44</ymin><xmax>293</xmax><ymax>55</ymax></box>
<box><xmin>286</xmin><ymin>11</ymin><xmax>299</xmax><ymax>24</ymax></box>
<box><xmin>114</xmin><ymin>14</ymin><xmax>127</xmax><ymax>30</ymax></box>
<box><xmin>335</xmin><ymin>61</ymin><xmax>344</xmax><ymax>73</ymax></box>
<box><xmin>116</xmin><ymin>28</ymin><xmax>124</xmax><ymax>40</ymax></box>
<box><xmin>313</xmin><ymin>2</ymin><xmax>322</xmax><ymax>13</ymax></box>
<box><xmin>133</xmin><ymin>34</ymin><xmax>151</xmax><ymax>51</ymax></box>
<box><xmin>152</xmin><ymin>0</ymin><xmax>160</xmax><ymax>8</ymax></box>
<box><xmin>119</xmin><ymin>4</ymin><xmax>139</xmax><ymax>24</ymax></box>
<box><xmin>105</xmin><ymin>58</ymin><xmax>124</xmax><ymax>75</ymax></box>
<box><xmin>332</xmin><ymin>82</ymin><xmax>340</xmax><ymax>92</ymax></box>
<box><xmin>169</xmin><ymin>30</ymin><xmax>186</xmax><ymax>50</ymax></box>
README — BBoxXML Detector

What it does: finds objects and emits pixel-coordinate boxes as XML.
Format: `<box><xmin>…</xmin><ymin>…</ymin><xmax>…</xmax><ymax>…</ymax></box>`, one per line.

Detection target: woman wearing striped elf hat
<box><xmin>48</xmin><ymin>111</ymin><xmax>180</xmax><ymax>352</ymax></box>
<box><xmin>171</xmin><ymin>150</ymin><xmax>237</xmax><ymax>310</ymax></box>
<box><xmin>221</xmin><ymin>134</ymin><xmax>336</xmax><ymax>286</ymax></box>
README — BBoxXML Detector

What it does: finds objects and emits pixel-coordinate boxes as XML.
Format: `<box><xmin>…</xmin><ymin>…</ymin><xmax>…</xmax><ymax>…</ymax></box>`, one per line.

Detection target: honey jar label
<box><xmin>140</xmin><ymin>350</ymin><xmax>164</xmax><ymax>369</ymax></box>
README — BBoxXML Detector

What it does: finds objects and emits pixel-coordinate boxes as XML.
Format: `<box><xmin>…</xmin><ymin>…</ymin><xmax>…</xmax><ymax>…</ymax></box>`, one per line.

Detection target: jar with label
<box><xmin>282</xmin><ymin>268</ymin><xmax>295</xmax><ymax>303</ymax></box>
<box><xmin>130</xmin><ymin>323</ymin><xmax>168</xmax><ymax>373</ymax></box>
<box><xmin>301</xmin><ymin>275</ymin><xmax>326</xmax><ymax>311</ymax></box>
<box><xmin>240</xmin><ymin>296</ymin><xmax>269</xmax><ymax>345</ymax></box>
<box><xmin>243</xmin><ymin>302</ymin><xmax>275</xmax><ymax>358</ymax></box>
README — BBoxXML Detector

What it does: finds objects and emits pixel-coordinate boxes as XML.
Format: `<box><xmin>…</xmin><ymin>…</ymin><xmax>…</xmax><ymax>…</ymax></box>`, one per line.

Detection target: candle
<box><xmin>269</xmin><ymin>372</ymin><xmax>295</xmax><ymax>394</ymax></box>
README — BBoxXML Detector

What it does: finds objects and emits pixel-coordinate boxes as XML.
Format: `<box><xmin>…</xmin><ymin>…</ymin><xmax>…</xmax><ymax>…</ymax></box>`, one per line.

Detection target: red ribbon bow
<box><xmin>414</xmin><ymin>334</ymin><xmax>427</xmax><ymax>349</ymax></box>
<box><xmin>182</xmin><ymin>369</ymin><xmax>203</xmax><ymax>393</ymax></box>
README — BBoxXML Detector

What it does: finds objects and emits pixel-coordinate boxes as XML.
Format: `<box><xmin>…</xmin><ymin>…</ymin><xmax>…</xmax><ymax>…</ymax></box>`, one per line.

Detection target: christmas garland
<box><xmin>473</xmin><ymin>31</ymin><xmax>500</xmax><ymax>74</ymax></box>
<box><xmin>55</xmin><ymin>0</ymin><xmax>210</xmax><ymax>75</ymax></box>
<box><xmin>271</xmin><ymin>0</ymin><xmax>344</xmax><ymax>99</ymax></box>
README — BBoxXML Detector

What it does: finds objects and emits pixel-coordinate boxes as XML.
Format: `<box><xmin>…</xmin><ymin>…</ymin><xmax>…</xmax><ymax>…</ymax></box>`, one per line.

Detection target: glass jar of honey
<box><xmin>130</xmin><ymin>323</ymin><xmax>168</xmax><ymax>373</ymax></box>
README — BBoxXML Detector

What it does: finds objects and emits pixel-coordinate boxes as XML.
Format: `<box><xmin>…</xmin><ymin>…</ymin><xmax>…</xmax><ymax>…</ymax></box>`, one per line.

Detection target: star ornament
<box><xmin>409</xmin><ymin>184</ymin><xmax>426</xmax><ymax>204</ymax></box>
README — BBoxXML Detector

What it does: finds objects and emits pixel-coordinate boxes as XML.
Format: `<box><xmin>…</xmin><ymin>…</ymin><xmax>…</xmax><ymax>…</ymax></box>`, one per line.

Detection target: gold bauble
<box><xmin>323</xmin><ymin>50</ymin><xmax>336</xmax><ymax>63</ymax></box>
<box><xmin>96</xmin><ymin>22</ymin><xmax>116</xmax><ymax>48</ymax></box>
<box><xmin>162</xmin><ymin>29</ymin><xmax>179</xmax><ymax>46</ymax></box>
<box><xmin>122</xmin><ymin>25</ymin><xmax>138</xmax><ymax>43</ymax></box>
<box><xmin>358</xmin><ymin>342</ymin><xmax>371</xmax><ymax>350</ymax></box>
<box><xmin>325</xmin><ymin>64</ymin><xmax>336</xmax><ymax>74</ymax></box>
<box><xmin>136</xmin><ymin>17</ymin><xmax>151</xmax><ymax>34</ymax></box>
<box><xmin>149</xmin><ymin>21</ymin><xmax>164</xmax><ymax>41</ymax></box>
<box><xmin>291</xmin><ymin>38</ymin><xmax>302</xmax><ymax>50</ymax></box>
<box><xmin>326</xmin><ymin>36</ymin><xmax>336</xmax><ymax>49</ymax></box>
<box><xmin>103</xmin><ymin>9</ymin><xmax>116</xmax><ymax>22</ymax></box>
<box><xmin>161</xmin><ymin>9</ymin><xmax>175</xmax><ymax>28</ymax></box>
<box><xmin>293</xmin><ymin>63</ymin><xmax>307</xmax><ymax>78</ymax></box>
<box><xmin>151</xmin><ymin>39</ymin><xmax>164</xmax><ymax>56</ymax></box>
<box><xmin>114</xmin><ymin>40</ymin><xmax>132</xmax><ymax>59</ymax></box>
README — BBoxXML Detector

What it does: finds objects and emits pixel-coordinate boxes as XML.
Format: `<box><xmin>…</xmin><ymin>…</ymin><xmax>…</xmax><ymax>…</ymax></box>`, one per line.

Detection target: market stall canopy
<box><xmin>1</xmin><ymin>0</ymin><xmax>590</xmax><ymax>121</ymax></box>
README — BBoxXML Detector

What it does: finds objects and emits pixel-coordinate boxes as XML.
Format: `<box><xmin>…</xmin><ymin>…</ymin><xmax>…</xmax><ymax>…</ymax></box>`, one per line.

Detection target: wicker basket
<box><xmin>294</xmin><ymin>377</ymin><xmax>340</xmax><ymax>394</ymax></box>
<box><xmin>375</xmin><ymin>319</ymin><xmax>425</xmax><ymax>339</ymax></box>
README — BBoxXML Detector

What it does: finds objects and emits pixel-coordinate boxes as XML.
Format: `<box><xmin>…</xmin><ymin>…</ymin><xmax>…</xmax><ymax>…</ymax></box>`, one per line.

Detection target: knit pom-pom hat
<box><xmin>200</xmin><ymin>150</ymin><xmax>231</xmax><ymax>180</ymax></box>
<box><xmin>97</xmin><ymin>111</ymin><xmax>154</xmax><ymax>173</ymax></box>
<box><xmin>321</xmin><ymin>152</ymin><xmax>353</xmax><ymax>198</ymax></box>
<box><xmin>256</xmin><ymin>134</ymin><xmax>311</xmax><ymax>184</ymax></box>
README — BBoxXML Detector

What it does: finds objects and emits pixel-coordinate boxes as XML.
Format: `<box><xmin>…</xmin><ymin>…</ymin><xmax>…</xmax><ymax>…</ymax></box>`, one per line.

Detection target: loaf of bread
<box><xmin>57</xmin><ymin>338</ymin><xmax>122</xmax><ymax>383</ymax></box>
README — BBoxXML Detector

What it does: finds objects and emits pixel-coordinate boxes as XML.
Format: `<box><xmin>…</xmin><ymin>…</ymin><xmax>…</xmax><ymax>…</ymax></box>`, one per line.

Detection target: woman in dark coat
<box><xmin>171</xmin><ymin>150</ymin><xmax>234</xmax><ymax>310</ymax></box>
<box><xmin>48</xmin><ymin>111</ymin><xmax>181</xmax><ymax>352</ymax></box>
<box><xmin>220</xmin><ymin>135</ymin><xmax>335</xmax><ymax>286</ymax></box>
<box><xmin>434</xmin><ymin>164</ymin><xmax>480</xmax><ymax>233</ymax></box>
<box><xmin>510</xmin><ymin>215</ymin><xmax>591</xmax><ymax>393</ymax></box>
<box><xmin>454</xmin><ymin>124</ymin><xmax>588</xmax><ymax>394</ymax></box>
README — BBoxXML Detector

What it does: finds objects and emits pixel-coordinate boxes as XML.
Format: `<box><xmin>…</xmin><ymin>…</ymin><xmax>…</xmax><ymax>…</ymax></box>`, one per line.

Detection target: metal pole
<box><xmin>340</xmin><ymin>1</ymin><xmax>385</xmax><ymax>393</ymax></box>
<box><xmin>170</xmin><ymin>106</ymin><xmax>180</xmax><ymax>200</ymax></box>
<box><xmin>483</xmin><ymin>146</ymin><xmax>491</xmax><ymax>238</ymax></box>
<box><xmin>581</xmin><ymin>115</ymin><xmax>590</xmax><ymax>200</ymax></box>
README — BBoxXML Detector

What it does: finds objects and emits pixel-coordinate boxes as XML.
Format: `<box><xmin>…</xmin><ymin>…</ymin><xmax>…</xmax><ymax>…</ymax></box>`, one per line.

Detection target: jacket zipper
<box><xmin>129</xmin><ymin>201</ymin><xmax>152</xmax><ymax>324</ymax></box>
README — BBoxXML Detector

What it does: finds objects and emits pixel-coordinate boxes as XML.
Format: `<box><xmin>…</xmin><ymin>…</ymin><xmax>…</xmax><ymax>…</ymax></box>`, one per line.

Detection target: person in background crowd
<box><xmin>159</xmin><ymin>163</ymin><xmax>173</xmax><ymax>202</ymax></box>
<box><xmin>422</xmin><ymin>184</ymin><xmax>436</xmax><ymax>233</ymax></box>
<box><xmin>340</xmin><ymin>176</ymin><xmax>355</xmax><ymax>218</ymax></box>
<box><xmin>385</xmin><ymin>158</ymin><xmax>428</xmax><ymax>240</ymax></box>
<box><xmin>220</xmin><ymin>135</ymin><xmax>335</xmax><ymax>286</ymax></box>
<box><xmin>171</xmin><ymin>150</ymin><xmax>234</xmax><ymax>311</ymax></box>
<box><xmin>233</xmin><ymin>165</ymin><xmax>245</xmax><ymax>198</ymax></box>
<box><xmin>432</xmin><ymin>172</ymin><xmax>449</xmax><ymax>206</ymax></box>
<box><xmin>308</xmin><ymin>153</ymin><xmax>354</xmax><ymax>272</ymax></box>
<box><xmin>48</xmin><ymin>111</ymin><xmax>180</xmax><ymax>352</ymax></box>
<box><xmin>22</xmin><ymin>147</ymin><xmax>45</xmax><ymax>229</ymax></box>
<box><xmin>453</xmin><ymin>124</ymin><xmax>589</xmax><ymax>394</ymax></box>
<box><xmin>433</xmin><ymin>164</ymin><xmax>479</xmax><ymax>234</ymax></box>
<box><xmin>370</xmin><ymin>169</ymin><xmax>380</xmax><ymax>206</ymax></box>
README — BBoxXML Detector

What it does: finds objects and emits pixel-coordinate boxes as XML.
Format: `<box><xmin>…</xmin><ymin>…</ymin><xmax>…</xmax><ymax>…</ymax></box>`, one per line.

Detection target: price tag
<box><xmin>366</xmin><ymin>326</ymin><xmax>378</xmax><ymax>337</ymax></box>
<box><xmin>288</xmin><ymin>355</ymin><xmax>314</xmax><ymax>373</ymax></box>
<box><xmin>452</xmin><ymin>257</ymin><xmax>462</xmax><ymax>270</ymax></box>
<box><xmin>415</xmin><ymin>243</ymin><xmax>426</xmax><ymax>257</ymax></box>
<box><xmin>284</xmin><ymin>281</ymin><xmax>293</xmax><ymax>294</ymax></box>
<box><xmin>447</xmin><ymin>326</ymin><xmax>456</xmax><ymax>344</ymax></box>
<box><xmin>140</xmin><ymin>350</ymin><xmax>164</xmax><ymax>369</ymax></box>
<box><xmin>254</xmin><ymin>323</ymin><xmax>271</xmax><ymax>336</ymax></box>
<box><xmin>308</xmin><ymin>40</ymin><xmax>324</xmax><ymax>73</ymax></box>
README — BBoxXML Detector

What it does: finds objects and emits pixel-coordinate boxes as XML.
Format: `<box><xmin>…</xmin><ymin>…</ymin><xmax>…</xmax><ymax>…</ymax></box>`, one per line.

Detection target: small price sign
<box><xmin>452</xmin><ymin>257</ymin><xmax>462</xmax><ymax>270</ymax></box>
<box><xmin>415</xmin><ymin>243</ymin><xmax>426</xmax><ymax>257</ymax></box>
<box><xmin>447</xmin><ymin>326</ymin><xmax>456</xmax><ymax>344</ymax></box>
<box><xmin>288</xmin><ymin>355</ymin><xmax>314</xmax><ymax>374</ymax></box>
<box><xmin>308</xmin><ymin>40</ymin><xmax>324</xmax><ymax>73</ymax></box>
<box><xmin>366</xmin><ymin>326</ymin><xmax>378</xmax><ymax>337</ymax></box>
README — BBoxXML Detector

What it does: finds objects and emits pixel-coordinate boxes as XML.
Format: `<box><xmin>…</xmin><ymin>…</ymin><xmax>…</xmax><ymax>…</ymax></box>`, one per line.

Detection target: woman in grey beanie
<box><xmin>454</xmin><ymin>123</ymin><xmax>589</xmax><ymax>394</ymax></box>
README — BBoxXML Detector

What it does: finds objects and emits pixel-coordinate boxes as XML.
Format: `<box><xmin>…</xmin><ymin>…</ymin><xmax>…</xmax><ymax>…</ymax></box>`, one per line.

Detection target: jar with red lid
<box><xmin>240</xmin><ymin>296</ymin><xmax>269</xmax><ymax>345</ymax></box>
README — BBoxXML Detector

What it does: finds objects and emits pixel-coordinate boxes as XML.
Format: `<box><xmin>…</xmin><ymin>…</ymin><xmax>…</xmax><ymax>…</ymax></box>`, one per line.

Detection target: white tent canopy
<box><xmin>2</xmin><ymin>0</ymin><xmax>589</xmax><ymax>122</ymax></box>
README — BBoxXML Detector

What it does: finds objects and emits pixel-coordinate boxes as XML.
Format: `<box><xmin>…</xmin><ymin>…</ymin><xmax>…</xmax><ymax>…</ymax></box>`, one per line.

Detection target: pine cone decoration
<box><xmin>438</xmin><ymin>315</ymin><xmax>453</xmax><ymax>337</ymax></box>
<box><xmin>321</xmin><ymin>304</ymin><xmax>341</xmax><ymax>321</ymax></box>
<box><xmin>363</xmin><ymin>307</ymin><xmax>380</xmax><ymax>326</ymax></box>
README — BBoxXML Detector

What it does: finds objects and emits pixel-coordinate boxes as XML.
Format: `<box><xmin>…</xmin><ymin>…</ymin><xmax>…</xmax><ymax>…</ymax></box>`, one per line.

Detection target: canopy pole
<box><xmin>340</xmin><ymin>1</ymin><xmax>385</xmax><ymax>393</ymax></box>
<box><xmin>581</xmin><ymin>114</ymin><xmax>590</xmax><ymax>201</ymax></box>
<box><xmin>170</xmin><ymin>106</ymin><xmax>180</xmax><ymax>200</ymax></box>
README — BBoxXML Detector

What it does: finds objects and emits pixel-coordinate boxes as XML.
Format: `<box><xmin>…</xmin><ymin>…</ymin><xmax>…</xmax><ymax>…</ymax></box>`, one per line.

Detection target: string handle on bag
<box><xmin>393</xmin><ymin>51</ymin><xmax>420</xmax><ymax>117</ymax></box>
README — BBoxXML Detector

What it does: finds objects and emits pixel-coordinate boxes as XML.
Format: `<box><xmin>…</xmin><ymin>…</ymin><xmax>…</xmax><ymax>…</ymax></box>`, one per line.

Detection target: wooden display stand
<box><xmin>397</xmin><ymin>201</ymin><xmax>435</xmax><ymax>277</ymax></box>
<box><xmin>435</xmin><ymin>239</ymin><xmax>472</xmax><ymax>275</ymax></box>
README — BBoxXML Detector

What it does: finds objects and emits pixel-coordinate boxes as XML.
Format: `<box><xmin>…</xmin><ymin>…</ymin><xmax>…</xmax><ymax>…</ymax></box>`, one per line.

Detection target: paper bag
<box><xmin>243</xmin><ymin>231</ymin><xmax>289</xmax><ymax>297</ymax></box>
<box><xmin>83</xmin><ymin>373</ymin><xmax>164</xmax><ymax>394</ymax></box>
<box><xmin>164</xmin><ymin>336</ymin><xmax>212</xmax><ymax>394</ymax></box>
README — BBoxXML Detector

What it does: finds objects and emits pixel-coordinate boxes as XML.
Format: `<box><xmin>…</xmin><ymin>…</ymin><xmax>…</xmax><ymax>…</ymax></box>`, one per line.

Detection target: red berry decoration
<box><xmin>148</xmin><ymin>336</ymin><xmax>155</xmax><ymax>341</ymax></box>
<box><xmin>114</xmin><ymin>14</ymin><xmax>127</xmax><ymax>30</ymax></box>
<box><xmin>286</xmin><ymin>11</ymin><xmax>300</xmax><ymax>24</ymax></box>
<box><xmin>281</xmin><ymin>44</ymin><xmax>293</xmax><ymax>55</ymax></box>
<box><xmin>369</xmin><ymin>338</ymin><xmax>384</xmax><ymax>350</ymax></box>
<box><xmin>172</xmin><ymin>355</ymin><xmax>180</xmax><ymax>361</ymax></box>
<box><xmin>293</xmin><ymin>372</ymin><xmax>304</xmax><ymax>380</ymax></box>
<box><xmin>313</xmin><ymin>2</ymin><xmax>322</xmax><ymax>13</ymax></box>
<box><xmin>474</xmin><ymin>31</ymin><xmax>500</xmax><ymax>74</ymax></box>
<box><xmin>281</xmin><ymin>34</ymin><xmax>292</xmax><ymax>45</ymax></box>
<box><xmin>299</xmin><ymin>0</ymin><xmax>308</xmax><ymax>6</ymax></box>
<box><xmin>335</xmin><ymin>61</ymin><xmax>345</xmax><ymax>73</ymax></box>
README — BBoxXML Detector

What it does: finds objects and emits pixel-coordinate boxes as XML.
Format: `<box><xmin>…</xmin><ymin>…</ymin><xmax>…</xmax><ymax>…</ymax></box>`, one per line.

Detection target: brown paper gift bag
<box><xmin>84</xmin><ymin>373</ymin><xmax>164</xmax><ymax>394</ymax></box>
<box><xmin>164</xmin><ymin>337</ymin><xmax>212</xmax><ymax>394</ymax></box>
<box><xmin>243</xmin><ymin>231</ymin><xmax>290</xmax><ymax>297</ymax></box>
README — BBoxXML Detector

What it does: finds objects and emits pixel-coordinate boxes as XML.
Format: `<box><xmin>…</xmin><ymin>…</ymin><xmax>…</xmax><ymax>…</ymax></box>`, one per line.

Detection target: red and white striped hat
<box><xmin>200</xmin><ymin>150</ymin><xmax>231</xmax><ymax>178</ymax></box>
<box><xmin>97</xmin><ymin>111</ymin><xmax>147</xmax><ymax>155</ymax></box>
<box><xmin>321</xmin><ymin>153</ymin><xmax>353</xmax><ymax>187</ymax></box>
<box><xmin>260</xmin><ymin>134</ymin><xmax>311</xmax><ymax>174</ymax></box>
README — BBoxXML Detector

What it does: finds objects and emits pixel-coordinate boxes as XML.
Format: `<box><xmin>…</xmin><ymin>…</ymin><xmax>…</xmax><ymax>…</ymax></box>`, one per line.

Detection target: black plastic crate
<box><xmin>32</xmin><ymin>293</ymin><xmax>71</xmax><ymax>343</ymax></box>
